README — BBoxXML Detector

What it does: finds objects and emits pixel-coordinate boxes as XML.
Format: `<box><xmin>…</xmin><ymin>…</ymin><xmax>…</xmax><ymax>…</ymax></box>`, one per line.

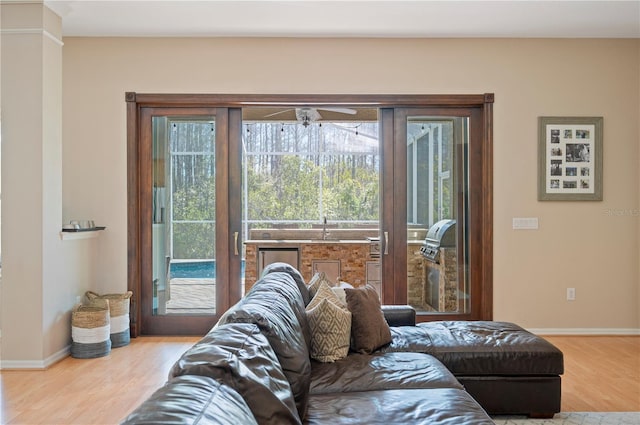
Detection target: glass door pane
<box><xmin>153</xmin><ymin>117</ymin><xmax>216</xmax><ymax>316</ymax></box>
<box><xmin>405</xmin><ymin>116</ymin><xmax>470</xmax><ymax>314</ymax></box>
<box><xmin>240</xmin><ymin>108</ymin><xmax>380</xmax><ymax>294</ymax></box>
<box><xmin>139</xmin><ymin>106</ymin><xmax>239</xmax><ymax>336</ymax></box>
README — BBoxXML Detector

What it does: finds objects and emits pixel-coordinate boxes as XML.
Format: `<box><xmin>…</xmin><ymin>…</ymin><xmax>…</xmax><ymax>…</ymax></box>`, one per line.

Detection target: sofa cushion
<box><xmin>219</xmin><ymin>282</ymin><xmax>311</xmax><ymax>420</ymax></box>
<box><xmin>169</xmin><ymin>323</ymin><xmax>300</xmax><ymax>425</ymax></box>
<box><xmin>344</xmin><ymin>285</ymin><xmax>392</xmax><ymax>354</ymax></box>
<box><xmin>306</xmin><ymin>295</ymin><xmax>351</xmax><ymax>363</ymax></box>
<box><xmin>261</xmin><ymin>262</ymin><xmax>310</xmax><ymax>306</ymax></box>
<box><xmin>310</xmin><ymin>352</ymin><xmax>462</xmax><ymax>394</ymax></box>
<box><xmin>120</xmin><ymin>374</ymin><xmax>258</xmax><ymax>425</ymax></box>
<box><xmin>381</xmin><ymin>325</ymin><xmax>441</xmax><ymax>353</ymax></box>
<box><xmin>381</xmin><ymin>305</ymin><xmax>416</xmax><ymax>327</ymax></box>
<box><xmin>306</xmin><ymin>388</ymin><xmax>495</xmax><ymax>425</ymax></box>
<box><xmin>248</xmin><ymin>271</ymin><xmax>312</xmax><ymax>351</ymax></box>
<box><xmin>385</xmin><ymin>321</ymin><xmax>564</xmax><ymax>376</ymax></box>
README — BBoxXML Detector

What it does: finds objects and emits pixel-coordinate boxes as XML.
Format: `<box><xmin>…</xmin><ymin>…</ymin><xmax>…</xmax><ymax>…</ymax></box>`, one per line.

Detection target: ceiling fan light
<box><xmin>296</xmin><ymin>107</ymin><xmax>322</xmax><ymax>122</ymax></box>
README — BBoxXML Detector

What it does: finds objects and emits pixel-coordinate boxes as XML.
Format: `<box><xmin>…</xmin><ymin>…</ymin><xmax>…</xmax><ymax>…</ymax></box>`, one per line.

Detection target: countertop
<box><xmin>244</xmin><ymin>239</ymin><xmax>372</xmax><ymax>245</ymax></box>
<box><xmin>244</xmin><ymin>239</ymin><xmax>425</xmax><ymax>245</ymax></box>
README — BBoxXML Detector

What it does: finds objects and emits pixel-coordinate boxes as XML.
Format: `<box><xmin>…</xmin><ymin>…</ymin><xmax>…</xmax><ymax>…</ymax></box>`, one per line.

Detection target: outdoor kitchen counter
<box><xmin>243</xmin><ymin>238</ymin><xmax>427</xmax><ymax>294</ymax></box>
<box><xmin>244</xmin><ymin>239</ymin><xmax>424</xmax><ymax>244</ymax></box>
<box><xmin>243</xmin><ymin>239</ymin><xmax>382</xmax><ymax>292</ymax></box>
<box><xmin>244</xmin><ymin>239</ymin><xmax>372</xmax><ymax>244</ymax></box>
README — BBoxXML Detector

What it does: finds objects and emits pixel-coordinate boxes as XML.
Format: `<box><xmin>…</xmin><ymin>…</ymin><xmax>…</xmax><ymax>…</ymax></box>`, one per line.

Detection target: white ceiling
<box><xmin>45</xmin><ymin>0</ymin><xmax>640</xmax><ymax>38</ymax></box>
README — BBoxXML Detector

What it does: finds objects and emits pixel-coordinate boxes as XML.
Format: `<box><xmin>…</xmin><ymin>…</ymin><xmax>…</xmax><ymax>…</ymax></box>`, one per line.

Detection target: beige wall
<box><xmin>1</xmin><ymin>2</ymin><xmax>73</xmax><ymax>365</ymax></box>
<box><xmin>61</xmin><ymin>37</ymin><xmax>639</xmax><ymax>332</ymax></box>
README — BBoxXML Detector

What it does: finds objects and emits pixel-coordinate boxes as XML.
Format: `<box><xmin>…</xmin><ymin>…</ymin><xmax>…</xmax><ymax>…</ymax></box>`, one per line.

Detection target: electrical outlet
<box><xmin>76</xmin><ymin>295</ymin><xmax>82</xmax><ymax>304</ymax></box>
<box><xmin>566</xmin><ymin>288</ymin><xmax>576</xmax><ymax>301</ymax></box>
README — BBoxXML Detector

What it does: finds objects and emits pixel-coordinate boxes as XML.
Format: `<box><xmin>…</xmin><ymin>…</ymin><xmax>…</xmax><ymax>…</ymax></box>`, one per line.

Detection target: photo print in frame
<box><xmin>538</xmin><ymin>116</ymin><xmax>603</xmax><ymax>201</ymax></box>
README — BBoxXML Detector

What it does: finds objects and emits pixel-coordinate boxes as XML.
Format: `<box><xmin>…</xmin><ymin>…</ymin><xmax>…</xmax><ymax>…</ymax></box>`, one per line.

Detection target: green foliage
<box><xmin>171</xmin><ymin>166</ymin><xmax>216</xmax><ymax>259</ymax></box>
<box><xmin>323</xmin><ymin>164</ymin><xmax>378</xmax><ymax>220</ymax></box>
<box><xmin>173</xmin><ymin>223</ymin><xmax>215</xmax><ymax>260</ymax></box>
<box><xmin>169</xmin><ymin>121</ymin><xmax>381</xmax><ymax>260</ymax></box>
<box><xmin>246</xmin><ymin>155</ymin><xmax>379</xmax><ymax>223</ymax></box>
<box><xmin>247</xmin><ymin>156</ymin><xmax>320</xmax><ymax>221</ymax></box>
<box><xmin>172</xmin><ymin>178</ymin><xmax>215</xmax><ymax>221</ymax></box>
<box><xmin>172</xmin><ymin>177</ymin><xmax>215</xmax><ymax>259</ymax></box>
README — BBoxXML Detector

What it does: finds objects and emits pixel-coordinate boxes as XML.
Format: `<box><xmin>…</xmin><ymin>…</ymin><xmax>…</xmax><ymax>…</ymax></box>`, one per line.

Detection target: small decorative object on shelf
<box><xmin>62</xmin><ymin>219</ymin><xmax>106</xmax><ymax>232</ymax></box>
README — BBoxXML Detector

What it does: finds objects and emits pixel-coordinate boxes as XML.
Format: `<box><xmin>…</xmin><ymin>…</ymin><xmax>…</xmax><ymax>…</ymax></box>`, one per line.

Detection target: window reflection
<box><xmin>407</xmin><ymin>118</ymin><xmax>469</xmax><ymax>314</ymax></box>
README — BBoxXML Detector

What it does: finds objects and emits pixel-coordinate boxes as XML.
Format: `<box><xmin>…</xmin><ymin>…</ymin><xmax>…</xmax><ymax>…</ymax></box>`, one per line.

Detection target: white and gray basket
<box><xmin>71</xmin><ymin>300</ymin><xmax>111</xmax><ymax>359</ymax></box>
<box><xmin>86</xmin><ymin>291</ymin><xmax>133</xmax><ymax>348</ymax></box>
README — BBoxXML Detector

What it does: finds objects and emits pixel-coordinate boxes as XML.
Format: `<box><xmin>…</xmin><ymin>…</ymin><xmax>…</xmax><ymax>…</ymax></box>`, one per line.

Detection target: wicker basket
<box><xmin>86</xmin><ymin>291</ymin><xmax>133</xmax><ymax>348</ymax></box>
<box><xmin>71</xmin><ymin>300</ymin><xmax>111</xmax><ymax>359</ymax></box>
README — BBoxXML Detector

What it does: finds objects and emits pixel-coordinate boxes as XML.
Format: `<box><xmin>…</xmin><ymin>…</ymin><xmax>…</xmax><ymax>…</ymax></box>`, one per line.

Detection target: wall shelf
<box><xmin>59</xmin><ymin>229</ymin><xmax>104</xmax><ymax>241</ymax></box>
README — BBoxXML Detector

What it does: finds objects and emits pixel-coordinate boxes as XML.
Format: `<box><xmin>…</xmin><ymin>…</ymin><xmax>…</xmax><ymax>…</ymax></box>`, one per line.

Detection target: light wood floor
<box><xmin>543</xmin><ymin>335</ymin><xmax>640</xmax><ymax>413</ymax></box>
<box><xmin>0</xmin><ymin>335</ymin><xmax>638</xmax><ymax>424</ymax></box>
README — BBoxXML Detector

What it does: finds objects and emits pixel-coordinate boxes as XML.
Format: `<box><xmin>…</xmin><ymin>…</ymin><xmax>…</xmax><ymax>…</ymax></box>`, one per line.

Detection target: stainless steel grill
<box><xmin>419</xmin><ymin>219</ymin><xmax>456</xmax><ymax>263</ymax></box>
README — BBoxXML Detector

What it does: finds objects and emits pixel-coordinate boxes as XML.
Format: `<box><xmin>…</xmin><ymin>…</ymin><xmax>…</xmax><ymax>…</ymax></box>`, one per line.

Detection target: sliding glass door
<box><xmin>381</xmin><ymin>106</ymin><xmax>492</xmax><ymax>320</ymax></box>
<box><xmin>128</xmin><ymin>94</ymin><xmax>493</xmax><ymax>335</ymax></box>
<box><xmin>133</xmin><ymin>107</ymin><xmax>242</xmax><ymax>335</ymax></box>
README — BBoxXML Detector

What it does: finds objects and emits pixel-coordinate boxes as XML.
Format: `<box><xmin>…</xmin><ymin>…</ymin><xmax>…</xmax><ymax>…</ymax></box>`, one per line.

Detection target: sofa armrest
<box><xmin>381</xmin><ymin>305</ymin><xmax>416</xmax><ymax>327</ymax></box>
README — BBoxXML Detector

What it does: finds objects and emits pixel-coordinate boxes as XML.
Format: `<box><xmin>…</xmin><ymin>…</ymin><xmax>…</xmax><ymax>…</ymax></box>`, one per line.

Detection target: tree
<box><xmin>170</xmin><ymin>120</ymin><xmax>381</xmax><ymax>259</ymax></box>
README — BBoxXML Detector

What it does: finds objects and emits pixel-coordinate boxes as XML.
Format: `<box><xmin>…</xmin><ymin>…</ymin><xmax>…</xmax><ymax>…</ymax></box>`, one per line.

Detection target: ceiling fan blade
<box><xmin>317</xmin><ymin>107</ymin><xmax>357</xmax><ymax>115</ymax></box>
<box><xmin>263</xmin><ymin>109</ymin><xmax>295</xmax><ymax>118</ymax></box>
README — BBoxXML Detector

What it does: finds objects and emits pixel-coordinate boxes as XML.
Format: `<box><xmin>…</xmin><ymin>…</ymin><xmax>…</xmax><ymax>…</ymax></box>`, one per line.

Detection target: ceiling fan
<box><xmin>264</xmin><ymin>107</ymin><xmax>357</xmax><ymax>127</ymax></box>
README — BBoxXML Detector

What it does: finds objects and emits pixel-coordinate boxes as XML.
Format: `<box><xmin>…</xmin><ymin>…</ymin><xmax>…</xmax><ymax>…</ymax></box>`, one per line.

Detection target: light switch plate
<box><xmin>512</xmin><ymin>217</ymin><xmax>539</xmax><ymax>230</ymax></box>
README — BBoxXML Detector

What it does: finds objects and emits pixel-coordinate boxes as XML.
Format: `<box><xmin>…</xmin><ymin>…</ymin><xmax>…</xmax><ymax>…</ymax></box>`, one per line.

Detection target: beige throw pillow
<box><xmin>307</xmin><ymin>280</ymin><xmax>340</xmax><ymax>310</ymax></box>
<box><xmin>330</xmin><ymin>287</ymin><xmax>347</xmax><ymax>308</ymax></box>
<box><xmin>307</xmin><ymin>272</ymin><xmax>334</xmax><ymax>299</ymax></box>
<box><xmin>305</xmin><ymin>281</ymin><xmax>351</xmax><ymax>362</ymax></box>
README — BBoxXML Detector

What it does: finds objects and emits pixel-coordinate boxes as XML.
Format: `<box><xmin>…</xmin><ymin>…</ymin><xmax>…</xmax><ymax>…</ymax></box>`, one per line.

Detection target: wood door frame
<box><xmin>127</xmin><ymin>94</ymin><xmax>244</xmax><ymax>336</ymax></box>
<box><xmin>126</xmin><ymin>92</ymin><xmax>494</xmax><ymax>336</ymax></box>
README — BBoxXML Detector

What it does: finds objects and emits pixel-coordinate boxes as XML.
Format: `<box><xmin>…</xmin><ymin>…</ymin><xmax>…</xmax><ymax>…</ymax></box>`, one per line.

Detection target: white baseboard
<box><xmin>528</xmin><ymin>328</ymin><xmax>640</xmax><ymax>336</ymax></box>
<box><xmin>1</xmin><ymin>345</ymin><xmax>70</xmax><ymax>370</ymax></box>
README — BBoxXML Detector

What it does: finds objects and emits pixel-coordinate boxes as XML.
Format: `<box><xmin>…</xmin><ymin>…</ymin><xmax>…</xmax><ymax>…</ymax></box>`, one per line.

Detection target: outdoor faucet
<box><xmin>322</xmin><ymin>216</ymin><xmax>328</xmax><ymax>240</ymax></box>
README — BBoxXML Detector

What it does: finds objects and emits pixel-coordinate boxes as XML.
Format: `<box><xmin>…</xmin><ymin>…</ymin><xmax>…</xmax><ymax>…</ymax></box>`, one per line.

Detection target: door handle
<box><xmin>234</xmin><ymin>232</ymin><xmax>239</xmax><ymax>256</ymax></box>
<box><xmin>384</xmin><ymin>231</ymin><xmax>389</xmax><ymax>255</ymax></box>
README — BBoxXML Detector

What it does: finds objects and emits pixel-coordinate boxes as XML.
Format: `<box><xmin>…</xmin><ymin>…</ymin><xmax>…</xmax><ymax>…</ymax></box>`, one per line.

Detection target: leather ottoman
<box><xmin>386</xmin><ymin>321</ymin><xmax>563</xmax><ymax>418</ymax></box>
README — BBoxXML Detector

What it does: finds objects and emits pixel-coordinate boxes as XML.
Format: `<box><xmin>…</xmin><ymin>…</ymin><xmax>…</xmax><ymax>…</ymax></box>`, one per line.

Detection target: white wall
<box><xmin>61</xmin><ymin>37</ymin><xmax>639</xmax><ymax>333</ymax></box>
<box><xmin>0</xmin><ymin>2</ymin><xmax>96</xmax><ymax>366</ymax></box>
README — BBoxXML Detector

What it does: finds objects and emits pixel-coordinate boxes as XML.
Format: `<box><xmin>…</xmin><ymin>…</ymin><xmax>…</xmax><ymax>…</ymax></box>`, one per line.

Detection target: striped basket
<box><xmin>71</xmin><ymin>300</ymin><xmax>111</xmax><ymax>359</ymax></box>
<box><xmin>86</xmin><ymin>291</ymin><xmax>133</xmax><ymax>348</ymax></box>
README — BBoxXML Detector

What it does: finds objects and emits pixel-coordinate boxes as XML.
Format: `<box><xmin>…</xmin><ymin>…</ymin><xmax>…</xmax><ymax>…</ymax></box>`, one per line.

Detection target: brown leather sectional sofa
<box><xmin>122</xmin><ymin>264</ymin><xmax>563</xmax><ymax>424</ymax></box>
